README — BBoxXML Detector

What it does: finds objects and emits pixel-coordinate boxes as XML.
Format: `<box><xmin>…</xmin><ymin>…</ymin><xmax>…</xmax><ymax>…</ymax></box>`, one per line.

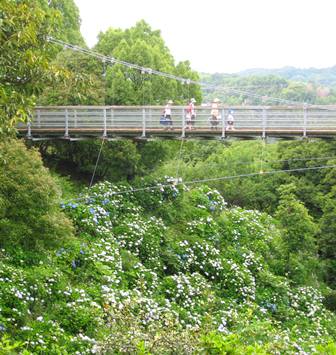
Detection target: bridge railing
<box><xmin>19</xmin><ymin>105</ymin><xmax>336</xmax><ymax>138</ymax></box>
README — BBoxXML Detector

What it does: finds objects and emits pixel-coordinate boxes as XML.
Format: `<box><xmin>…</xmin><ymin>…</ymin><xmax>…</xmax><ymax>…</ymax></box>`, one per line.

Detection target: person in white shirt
<box><xmin>210</xmin><ymin>98</ymin><xmax>221</xmax><ymax>129</ymax></box>
<box><xmin>226</xmin><ymin>110</ymin><xmax>235</xmax><ymax>130</ymax></box>
<box><xmin>163</xmin><ymin>100</ymin><xmax>173</xmax><ymax>129</ymax></box>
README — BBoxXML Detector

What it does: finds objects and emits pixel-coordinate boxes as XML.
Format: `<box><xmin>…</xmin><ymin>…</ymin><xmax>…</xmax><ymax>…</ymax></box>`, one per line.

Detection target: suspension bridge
<box><xmin>17</xmin><ymin>38</ymin><xmax>335</xmax><ymax>141</ymax></box>
<box><xmin>18</xmin><ymin>105</ymin><xmax>336</xmax><ymax>140</ymax></box>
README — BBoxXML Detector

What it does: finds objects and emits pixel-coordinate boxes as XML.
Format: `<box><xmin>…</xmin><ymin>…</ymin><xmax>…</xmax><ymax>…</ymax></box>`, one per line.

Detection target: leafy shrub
<box><xmin>1</xmin><ymin>174</ymin><xmax>335</xmax><ymax>353</ymax></box>
<box><xmin>200</xmin><ymin>332</ymin><xmax>268</xmax><ymax>355</ymax></box>
<box><xmin>99</xmin><ymin>304</ymin><xmax>199</xmax><ymax>354</ymax></box>
<box><xmin>0</xmin><ymin>139</ymin><xmax>73</xmax><ymax>252</ymax></box>
<box><xmin>324</xmin><ymin>290</ymin><xmax>336</xmax><ymax>312</ymax></box>
<box><xmin>0</xmin><ymin>336</ymin><xmax>24</xmax><ymax>354</ymax></box>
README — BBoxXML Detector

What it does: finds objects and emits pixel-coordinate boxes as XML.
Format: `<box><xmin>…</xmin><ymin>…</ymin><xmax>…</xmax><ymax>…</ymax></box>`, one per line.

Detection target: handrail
<box><xmin>17</xmin><ymin>105</ymin><xmax>336</xmax><ymax>140</ymax></box>
<box><xmin>34</xmin><ymin>104</ymin><xmax>336</xmax><ymax>110</ymax></box>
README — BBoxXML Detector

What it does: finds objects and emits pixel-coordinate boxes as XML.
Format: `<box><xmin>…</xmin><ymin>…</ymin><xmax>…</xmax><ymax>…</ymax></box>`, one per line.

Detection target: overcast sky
<box><xmin>74</xmin><ymin>0</ymin><xmax>336</xmax><ymax>74</ymax></box>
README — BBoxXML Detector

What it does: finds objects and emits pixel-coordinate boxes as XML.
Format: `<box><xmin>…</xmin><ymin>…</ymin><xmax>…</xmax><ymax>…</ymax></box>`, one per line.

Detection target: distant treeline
<box><xmin>238</xmin><ymin>66</ymin><xmax>336</xmax><ymax>87</ymax></box>
<box><xmin>200</xmin><ymin>70</ymin><xmax>336</xmax><ymax>105</ymax></box>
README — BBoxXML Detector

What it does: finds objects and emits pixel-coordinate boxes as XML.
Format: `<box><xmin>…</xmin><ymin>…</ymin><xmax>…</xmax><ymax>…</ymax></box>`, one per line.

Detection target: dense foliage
<box><xmin>0</xmin><ymin>139</ymin><xmax>73</xmax><ymax>256</ymax></box>
<box><xmin>39</xmin><ymin>20</ymin><xmax>202</xmax><ymax>106</ymax></box>
<box><xmin>154</xmin><ymin>139</ymin><xmax>336</xmax><ymax>288</ymax></box>
<box><xmin>238</xmin><ymin>65</ymin><xmax>336</xmax><ymax>88</ymax></box>
<box><xmin>0</xmin><ymin>162</ymin><xmax>335</xmax><ymax>353</ymax></box>
<box><xmin>200</xmin><ymin>73</ymin><xmax>336</xmax><ymax>105</ymax></box>
<box><xmin>0</xmin><ymin>0</ymin><xmax>84</xmax><ymax>133</ymax></box>
<box><xmin>94</xmin><ymin>20</ymin><xmax>202</xmax><ymax>106</ymax></box>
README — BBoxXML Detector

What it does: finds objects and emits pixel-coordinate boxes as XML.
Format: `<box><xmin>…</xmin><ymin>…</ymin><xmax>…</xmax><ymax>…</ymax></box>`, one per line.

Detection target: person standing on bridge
<box><xmin>226</xmin><ymin>110</ymin><xmax>235</xmax><ymax>130</ymax></box>
<box><xmin>210</xmin><ymin>98</ymin><xmax>221</xmax><ymax>129</ymax></box>
<box><xmin>186</xmin><ymin>98</ymin><xmax>196</xmax><ymax>130</ymax></box>
<box><xmin>163</xmin><ymin>99</ymin><xmax>173</xmax><ymax>130</ymax></box>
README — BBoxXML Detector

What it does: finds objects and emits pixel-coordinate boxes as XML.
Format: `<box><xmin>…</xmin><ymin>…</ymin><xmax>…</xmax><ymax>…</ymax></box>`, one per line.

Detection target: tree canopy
<box><xmin>0</xmin><ymin>0</ymin><xmax>84</xmax><ymax>132</ymax></box>
<box><xmin>95</xmin><ymin>20</ymin><xmax>202</xmax><ymax>105</ymax></box>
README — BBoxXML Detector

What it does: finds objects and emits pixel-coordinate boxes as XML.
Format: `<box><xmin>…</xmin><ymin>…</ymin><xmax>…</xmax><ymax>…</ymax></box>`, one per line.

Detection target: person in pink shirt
<box><xmin>186</xmin><ymin>98</ymin><xmax>196</xmax><ymax>130</ymax></box>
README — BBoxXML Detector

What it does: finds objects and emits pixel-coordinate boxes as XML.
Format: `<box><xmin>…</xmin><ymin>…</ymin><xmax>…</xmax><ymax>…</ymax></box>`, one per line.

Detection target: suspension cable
<box><xmin>89</xmin><ymin>138</ymin><xmax>105</xmax><ymax>188</ymax></box>
<box><xmin>259</xmin><ymin>139</ymin><xmax>266</xmax><ymax>174</ymax></box>
<box><xmin>210</xmin><ymin>154</ymin><xmax>336</xmax><ymax>169</ymax></box>
<box><xmin>47</xmin><ymin>36</ymin><xmax>311</xmax><ymax>107</ymax></box>
<box><xmin>175</xmin><ymin>139</ymin><xmax>185</xmax><ymax>180</ymax></box>
<box><xmin>63</xmin><ymin>163</ymin><xmax>336</xmax><ymax>204</ymax></box>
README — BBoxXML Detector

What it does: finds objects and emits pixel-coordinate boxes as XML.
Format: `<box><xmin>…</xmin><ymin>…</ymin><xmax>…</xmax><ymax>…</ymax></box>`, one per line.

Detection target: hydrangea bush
<box><xmin>0</xmin><ymin>177</ymin><xmax>335</xmax><ymax>353</ymax></box>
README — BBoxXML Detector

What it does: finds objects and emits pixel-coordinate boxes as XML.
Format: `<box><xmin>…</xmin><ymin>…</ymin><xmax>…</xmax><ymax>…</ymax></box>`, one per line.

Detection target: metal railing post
<box><xmin>149</xmin><ymin>106</ymin><xmax>152</xmax><ymax>132</ymax></box>
<box><xmin>221</xmin><ymin>108</ymin><xmax>226</xmax><ymax>139</ymax></box>
<box><xmin>74</xmin><ymin>109</ymin><xmax>77</xmax><ymax>128</ymax></box>
<box><xmin>110</xmin><ymin>108</ymin><xmax>114</xmax><ymax>129</ymax></box>
<box><xmin>181</xmin><ymin>108</ymin><xmax>185</xmax><ymax>138</ymax></box>
<box><xmin>262</xmin><ymin>108</ymin><xmax>267</xmax><ymax>139</ymax></box>
<box><xmin>103</xmin><ymin>108</ymin><xmax>107</xmax><ymax>137</ymax></box>
<box><xmin>142</xmin><ymin>108</ymin><xmax>146</xmax><ymax>137</ymax></box>
<box><xmin>37</xmin><ymin>109</ymin><xmax>41</xmax><ymax>128</ymax></box>
<box><xmin>64</xmin><ymin>109</ymin><xmax>69</xmax><ymax>138</ymax></box>
<box><xmin>27</xmin><ymin>121</ymin><xmax>32</xmax><ymax>139</ymax></box>
<box><xmin>303</xmin><ymin>104</ymin><xmax>307</xmax><ymax>138</ymax></box>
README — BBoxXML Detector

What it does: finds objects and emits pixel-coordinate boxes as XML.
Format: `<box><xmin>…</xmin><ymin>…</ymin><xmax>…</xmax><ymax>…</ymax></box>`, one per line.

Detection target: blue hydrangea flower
<box><xmin>56</xmin><ymin>248</ymin><xmax>65</xmax><ymax>257</ymax></box>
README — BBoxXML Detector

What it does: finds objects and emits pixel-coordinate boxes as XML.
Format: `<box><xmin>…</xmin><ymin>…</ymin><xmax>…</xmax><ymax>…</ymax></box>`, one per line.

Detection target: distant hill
<box><xmin>200</xmin><ymin>66</ymin><xmax>336</xmax><ymax>105</ymax></box>
<box><xmin>237</xmin><ymin>66</ymin><xmax>336</xmax><ymax>87</ymax></box>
